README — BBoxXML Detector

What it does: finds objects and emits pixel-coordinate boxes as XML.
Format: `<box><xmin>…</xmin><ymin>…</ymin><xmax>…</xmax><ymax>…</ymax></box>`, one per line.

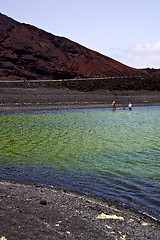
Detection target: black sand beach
<box><xmin>0</xmin><ymin>87</ymin><xmax>160</xmax><ymax>112</ymax></box>
<box><xmin>0</xmin><ymin>180</ymin><xmax>159</xmax><ymax>240</ymax></box>
<box><xmin>0</xmin><ymin>87</ymin><xmax>160</xmax><ymax>239</ymax></box>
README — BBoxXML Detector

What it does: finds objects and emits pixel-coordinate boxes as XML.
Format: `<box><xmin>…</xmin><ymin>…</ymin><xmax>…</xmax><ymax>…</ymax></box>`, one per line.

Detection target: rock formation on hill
<box><xmin>0</xmin><ymin>13</ymin><xmax>147</xmax><ymax>81</ymax></box>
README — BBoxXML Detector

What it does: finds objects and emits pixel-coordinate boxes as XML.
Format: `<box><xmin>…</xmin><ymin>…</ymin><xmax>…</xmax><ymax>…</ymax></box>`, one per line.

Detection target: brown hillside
<box><xmin>0</xmin><ymin>13</ymin><xmax>147</xmax><ymax>80</ymax></box>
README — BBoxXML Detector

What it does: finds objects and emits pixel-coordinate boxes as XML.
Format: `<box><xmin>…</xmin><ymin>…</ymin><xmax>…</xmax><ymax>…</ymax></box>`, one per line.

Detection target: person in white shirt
<box><xmin>128</xmin><ymin>102</ymin><xmax>132</xmax><ymax>110</ymax></box>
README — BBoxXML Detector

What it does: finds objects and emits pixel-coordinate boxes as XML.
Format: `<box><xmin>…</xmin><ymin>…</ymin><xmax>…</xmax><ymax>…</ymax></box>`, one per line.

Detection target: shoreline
<box><xmin>0</xmin><ymin>88</ymin><xmax>160</xmax><ymax>112</ymax></box>
<box><xmin>0</xmin><ymin>103</ymin><xmax>160</xmax><ymax>115</ymax></box>
<box><xmin>0</xmin><ymin>180</ymin><xmax>159</xmax><ymax>239</ymax></box>
<box><xmin>1</xmin><ymin>103</ymin><xmax>160</xmax><ymax>112</ymax></box>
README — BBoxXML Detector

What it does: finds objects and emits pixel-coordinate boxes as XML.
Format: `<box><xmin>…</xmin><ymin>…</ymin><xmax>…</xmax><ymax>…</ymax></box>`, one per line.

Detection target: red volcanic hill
<box><xmin>0</xmin><ymin>13</ymin><xmax>147</xmax><ymax>80</ymax></box>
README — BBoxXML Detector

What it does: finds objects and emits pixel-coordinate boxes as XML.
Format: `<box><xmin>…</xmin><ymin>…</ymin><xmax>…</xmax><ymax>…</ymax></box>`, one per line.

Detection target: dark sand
<box><xmin>0</xmin><ymin>87</ymin><xmax>160</xmax><ymax>239</ymax></box>
<box><xmin>0</xmin><ymin>87</ymin><xmax>160</xmax><ymax>112</ymax></box>
<box><xmin>0</xmin><ymin>180</ymin><xmax>159</xmax><ymax>240</ymax></box>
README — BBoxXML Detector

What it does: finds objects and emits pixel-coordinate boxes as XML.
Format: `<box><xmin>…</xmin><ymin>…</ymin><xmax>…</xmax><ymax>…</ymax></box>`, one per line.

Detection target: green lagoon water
<box><xmin>0</xmin><ymin>107</ymin><xmax>160</xmax><ymax>219</ymax></box>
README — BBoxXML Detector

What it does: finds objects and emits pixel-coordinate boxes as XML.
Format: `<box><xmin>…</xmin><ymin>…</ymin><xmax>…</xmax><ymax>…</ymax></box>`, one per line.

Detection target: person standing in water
<box><xmin>112</xmin><ymin>100</ymin><xmax>116</xmax><ymax>110</ymax></box>
<box><xmin>128</xmin><ymin>102</ymin><xmax>132</xmax><ymax>110</ymax></box>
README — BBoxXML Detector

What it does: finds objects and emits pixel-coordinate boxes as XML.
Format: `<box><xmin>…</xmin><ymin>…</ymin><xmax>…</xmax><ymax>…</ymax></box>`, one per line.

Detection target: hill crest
<box><xmin>0</xmin><ymin>13</ymin><xmax>147</xmax><ymax>80</ymax></box>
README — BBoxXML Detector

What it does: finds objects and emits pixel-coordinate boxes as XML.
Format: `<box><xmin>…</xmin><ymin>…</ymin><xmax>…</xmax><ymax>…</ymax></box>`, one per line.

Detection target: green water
<box><xmin>0</xmin><ymin>108</ymin><xmax>159</xmax><ymax>178</ymax></box>
<box><xmin>0</xmin><ymin>107</ymin><xmax>160</xmax><ymax>220</ymax></box>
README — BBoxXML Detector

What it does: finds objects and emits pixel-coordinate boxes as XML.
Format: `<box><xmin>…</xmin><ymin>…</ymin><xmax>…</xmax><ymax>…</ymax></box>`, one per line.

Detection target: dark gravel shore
<box><xmin>0</xmin><ymin>87</ymin><xmax>160</xmax><ymax>239</ymax></box>
<box><xmin>0</xmin><ymin>180</ymin><xmax>159</xmax><ymax>240</ymax></box>
<box><xmin>0</xmin><ymin>87</ymin><xmax>160</xmax><ymax>112</ymax></box>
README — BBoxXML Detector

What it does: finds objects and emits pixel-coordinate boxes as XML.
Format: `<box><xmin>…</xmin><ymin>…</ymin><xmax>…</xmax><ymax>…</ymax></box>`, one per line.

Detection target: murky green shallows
<box><xmin>0</xmin><ymin>107</ymin><xmax>160</xmax><ymax>220</ymax></box>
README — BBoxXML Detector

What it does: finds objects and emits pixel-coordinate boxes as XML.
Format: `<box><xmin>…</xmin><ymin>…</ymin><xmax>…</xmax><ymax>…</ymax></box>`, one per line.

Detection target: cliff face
<box><xmin>0</xmin><ymin>13</ymin><xmax>147</xmax><ymax>80</ymax></box>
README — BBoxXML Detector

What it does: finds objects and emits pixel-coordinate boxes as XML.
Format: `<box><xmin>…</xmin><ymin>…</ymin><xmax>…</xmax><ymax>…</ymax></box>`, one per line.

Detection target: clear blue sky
<box><xmin>1</xmin><ymin>0</ymin><xmax>160</xmax><ymax>68</ymax></box>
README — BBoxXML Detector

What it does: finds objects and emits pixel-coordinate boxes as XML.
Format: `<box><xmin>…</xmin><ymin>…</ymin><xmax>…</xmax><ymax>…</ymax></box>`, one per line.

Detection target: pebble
<box><xmin>40</xmin><ymin>200</ymin><xmax>47</xmax><ymax>205</ymax></box>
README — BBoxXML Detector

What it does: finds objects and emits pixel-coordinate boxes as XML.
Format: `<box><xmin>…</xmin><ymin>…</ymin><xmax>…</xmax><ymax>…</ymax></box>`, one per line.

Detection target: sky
<box><xmin>1</xmin><ymin>0</ymin><xmax>160</xmax><ymax>69</ymax></box>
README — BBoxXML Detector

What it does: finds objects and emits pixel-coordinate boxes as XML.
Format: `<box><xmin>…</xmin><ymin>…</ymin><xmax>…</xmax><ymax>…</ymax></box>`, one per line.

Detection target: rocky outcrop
<box><xmin>0</xmin><ymin>13</ymin><xmax>147</xmax><ymax>81</ymax></box>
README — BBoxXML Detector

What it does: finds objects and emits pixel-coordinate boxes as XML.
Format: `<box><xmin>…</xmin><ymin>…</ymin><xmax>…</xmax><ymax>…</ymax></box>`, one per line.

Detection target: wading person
<box><xmin>112</xmin><ymin>100</ymin><xmax>116</xmax><ymax>110</ymax></box>
<box><xmin>128</xmin><ymin>102</ymin><xmax>132</xmax><ymax>110</ymax></box>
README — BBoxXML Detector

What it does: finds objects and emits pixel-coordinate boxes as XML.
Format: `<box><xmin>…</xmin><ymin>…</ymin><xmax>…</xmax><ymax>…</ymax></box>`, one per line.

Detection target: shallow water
<box><xmin>0</xmin><ymin>106</ymin><xmax>160</xmax><ymax>220</ymax></box>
